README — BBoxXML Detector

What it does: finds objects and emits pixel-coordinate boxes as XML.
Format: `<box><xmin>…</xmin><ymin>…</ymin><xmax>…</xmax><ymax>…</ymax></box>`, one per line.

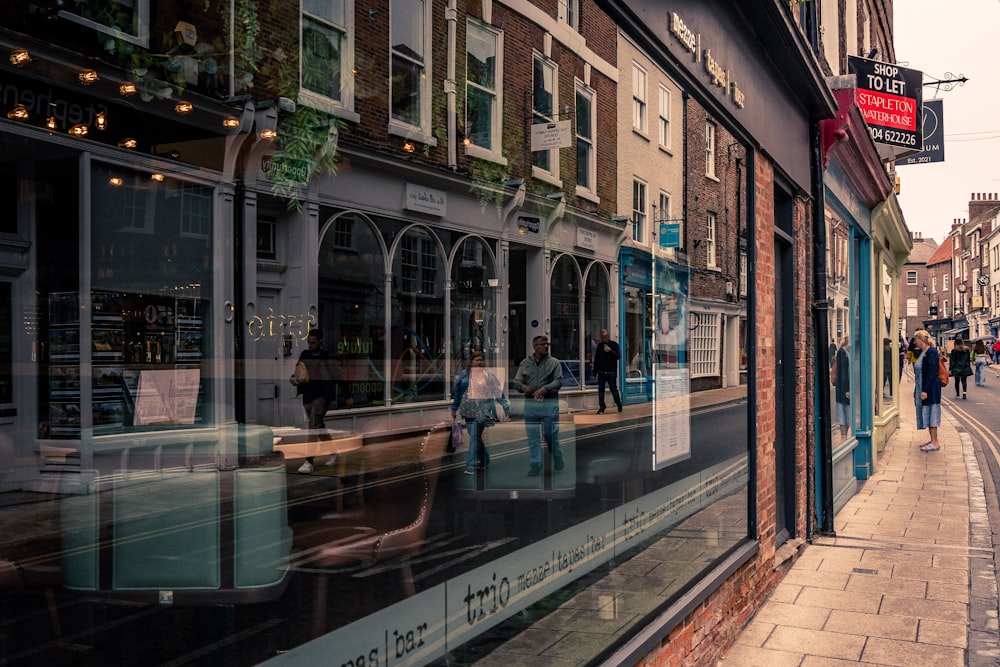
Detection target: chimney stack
<box><xmin>969</xmin><ymin>192</ymin><xmax>999</xmax><ymax>222</ymax></box>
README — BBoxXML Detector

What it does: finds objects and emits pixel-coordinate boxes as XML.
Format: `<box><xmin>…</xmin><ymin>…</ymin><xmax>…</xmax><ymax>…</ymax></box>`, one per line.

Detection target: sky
<box><xmin>893</xmin><ymin>0</ymin><xmax>1000</xmax><ymax>244</ymax></box>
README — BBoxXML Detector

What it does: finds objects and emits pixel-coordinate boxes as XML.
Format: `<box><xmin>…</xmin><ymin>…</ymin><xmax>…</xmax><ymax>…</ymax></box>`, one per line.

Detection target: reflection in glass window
<box><xmin>450</xmin><ymin>237</ymin><xmax>497</xmax><ymax>369</ymax></box>
<box><xmin>302</xmin><ymin>0</ymin><xmax>347</xmax><ymax>102</ymax></box>
<box><xmin>532</xmin><ymin>55</ymin><xmax>557</xmax><ymax>174</ymax></box>
<box><xmin>690</xmin><ymin>312</ymin><xmax>719</xmax><ymax>377</ymax></box>
<box><xmin>466</xmin><ymin>21</ymin><xmax>500</xmax><ymax>152</ymax></box>
<box><xmin>576</xmin><ymin>83</ymin><xmax>595</xmax><ymax>191</ymax></box>
<box><xmin>550</xmin><ymin>255</ymin><xmax>581</xmax><ymax>385</ymax></box>
<box><xmin>584</xmin><ymin>265</ymin><xmax>610</xmax><ymax>385</ymax></box>
<box><xmin>390</xmin><ymin>0</ymin><xmax>426</xmax><ymax>127</ymax></box>
<box><xmin>318</xmin><ymin>213</ymin><xmax>386</xmax><ymax>408</ymax></box>
<box><xmin>390</xmin><ymin>227</ymin><xmax>446</xmax><ymax>403</ymax></box>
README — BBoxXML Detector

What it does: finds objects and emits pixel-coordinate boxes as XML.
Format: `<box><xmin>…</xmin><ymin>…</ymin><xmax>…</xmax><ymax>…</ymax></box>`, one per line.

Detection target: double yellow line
<box><xmin>943</xmin><ymin>395</ymin><xmax>1000</xmax><ymax>469</ymax></box>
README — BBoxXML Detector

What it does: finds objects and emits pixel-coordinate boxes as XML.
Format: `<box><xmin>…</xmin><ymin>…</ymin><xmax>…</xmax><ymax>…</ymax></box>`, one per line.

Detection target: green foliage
<box><xmin>469</xmin><ymin>157</ymin><xmax>510</xmax><ymax>216</ymax></box>
<box><xmin>271</xmin><ymin>106</ymin><xmax>344</xmax><ymax>210</ymax></box>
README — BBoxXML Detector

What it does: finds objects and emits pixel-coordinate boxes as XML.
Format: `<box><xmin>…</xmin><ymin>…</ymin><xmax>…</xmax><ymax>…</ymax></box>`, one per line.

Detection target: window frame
<box><xmin>632</xmin><ymin>63</ymin><xmax>647</xmax><ymax>135</ymax></box>
<box><xmin>689</xmin><ymin>311</ymin><xmax>721</xmax><ymax>377</ymax></box>
<box><xmin>59</xmin><ymin>0</ymin><xmax>150</xmax><ymax>48</ymax></box>
<box><xmin>658</xmin><ymin>85</ymin><xmax>671</xmax><ymax>150</ymax></box>
<box><xmin>532</xmin><ymin>53</ymin><xmax>560</xmax><ymax>181</ymax></box>
<box><xmin>388</xmin><ymin>0</ymin><xmax>435</xmax><ymax>145</ymax></box>
<box><xmin>705</xmin><ymin>122</ymin><xmax>717</xmax><ymax>178</ymax></box>
<box><xmin>706</xmin><ymin>211</ymin><xmax>717</xmax><ymax>268</ymax></box>
<box><xmin>465</xmin><ymin>20</ymin><xmax>504</xmax><ymax>162</ymax></box>
<box><xmin>632</xmin><ymin>178</ymin><xmax>647</xmax><ymax>243</ymax></box>
<box><xmin>559</xmin><ymin>0</ymin><xmax>579</xmax><ymax>30</ymax></box>
<box><xmin>299</xmin><ymin>0</ymin><xmax>357</xmax><ymax>120</ymax></box>
<box><xmin>905</xmin><ymin>270</ymin><xmax>917</xmax><ymax>285</ymax></box>
<box><xmin>575</xmin><ymin>80</ymin><xmax>596</xmax><ymax>195</ymax></box>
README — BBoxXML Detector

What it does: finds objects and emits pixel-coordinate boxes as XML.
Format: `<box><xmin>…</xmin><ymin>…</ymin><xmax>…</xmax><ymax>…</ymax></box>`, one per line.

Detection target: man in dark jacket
<box><xmin>289</xmin><ymin>328</ymin><xmax>351</xmax><ymax>473</ymax></box>
<box><xmin>592</xmin><ymin>329</ymin><xmax>623</xmax><ymax>414</ymax></box>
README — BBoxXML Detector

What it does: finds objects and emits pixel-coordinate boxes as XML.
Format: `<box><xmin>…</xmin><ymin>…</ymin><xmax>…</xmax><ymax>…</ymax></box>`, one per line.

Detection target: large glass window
<box><xmin>550</xmin><ymin>255</ymin><xmax>582</xmax><ymax>385</ymax></box>
<box><xmin>450</xmin><ymin>237</ymin><xmax>498</xmax><ymax>368</ymax></box>
<box><xmin>390</xmin><ymin>226</ymin><xmax>446</xmax><ymax>402</ymax></box>
<box><xmin>584</xmin><ymin>264</ymin><xmax>610</xmax><ymax>385</ymax></box>
<box><xmin>301</xmin><ymin>0</ymin><xmax>354</xmax><ymax>112</ymax></box>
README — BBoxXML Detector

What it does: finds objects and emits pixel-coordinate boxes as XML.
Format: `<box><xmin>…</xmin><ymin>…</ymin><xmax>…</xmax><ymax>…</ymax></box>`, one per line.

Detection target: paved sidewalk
<box><xmin>719</xmin><ymin>399</ymin><xmax>1000</xmax><ymax>666</ymax></box>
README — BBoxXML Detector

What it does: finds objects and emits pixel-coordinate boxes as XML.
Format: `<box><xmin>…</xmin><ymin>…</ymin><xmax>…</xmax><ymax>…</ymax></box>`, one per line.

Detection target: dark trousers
<box><xmin>596</xmin><ymin>370</ymin><xmax>622</xmax><ymax>410</ymax></box>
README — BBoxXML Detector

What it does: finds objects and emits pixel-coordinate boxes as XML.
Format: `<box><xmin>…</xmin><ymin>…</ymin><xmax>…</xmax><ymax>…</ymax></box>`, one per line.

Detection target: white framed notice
<box><xmin>652</xmin><ymin>365</ymin><xmax>691</xmax><ymax>469</ymax></box>
<box><xmin>133</xmin><ymin>369</ymin><xmax>200</xmax><ymax>425</ymax></box>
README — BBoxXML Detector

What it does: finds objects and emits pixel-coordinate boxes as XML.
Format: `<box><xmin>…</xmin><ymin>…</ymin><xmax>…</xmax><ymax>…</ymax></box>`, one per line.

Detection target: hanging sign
<box><xmin>530</xmin><ymin>120</ymin><xmax>572</xmax><ymax>151</ymax></box>
<box><xmin>899</xmin><ymin>99</ymin><xmax>945</xmax><ymax>165</ymax></box>
<box><xmin>847</xmin><ymin>56</ymin><xmax>922</xmax><ymax>150</ymax></box>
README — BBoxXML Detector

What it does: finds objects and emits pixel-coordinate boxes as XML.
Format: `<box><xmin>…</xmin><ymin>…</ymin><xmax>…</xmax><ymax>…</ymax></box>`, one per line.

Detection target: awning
<box><xmin>942</xmin><ymin>327</ymin><xmax>969</xmax><ymax>338</ymax></box>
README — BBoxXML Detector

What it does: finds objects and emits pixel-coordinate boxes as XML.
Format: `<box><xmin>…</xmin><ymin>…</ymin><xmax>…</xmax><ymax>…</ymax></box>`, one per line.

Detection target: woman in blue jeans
<box><xmin>451</xmin><ymin>352</ymin><xmax>510</xmax><ymax>474</ymax></box>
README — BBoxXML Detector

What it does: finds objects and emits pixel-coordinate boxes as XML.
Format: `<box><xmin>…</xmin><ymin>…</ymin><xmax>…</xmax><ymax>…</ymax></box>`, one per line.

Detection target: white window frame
<box><xmin>465</xmin><ymin>20</ymin><xmax>504</xmax><ymax>162</ymax></box>
<box><xmin>575</xmin><ymin>80</ymin><xmax>596</xmax><ymax>196</ymax></box>
<box><xmin>690</xmin><ymin>312</ymin><xmax>721</xmax><ymax>377</ymax></box>
<box><xmin>658</xmin><ymin>85</ymin><xmax>671</xmax><ymax>150</ymax></box>
<box><xmin>257</xmin><ymin>218</ymin><xmax>277</xmax><ymax>260</ymax></box>
<box><xmin>632</xmin><ymin>178</ymin><xmax>647</xmax><ymax>243</ymax></box>
<box><xmin>906</xmin><ymin>270</ymin><xmax>917</xmax><ymax>285</ymax></box>
<box><xmin>705</xmin><ymin>122</ymin><xmax>717</xmax><ymax>178</ymax></box>
<box><xmin>706</xmin><ymin>212</ymin><xmax>717</xmax><ymax>268</ymax></box>
<box><xmin>388</xmin><ymin>0</ymin><xmax>436</xmax><ymax>145</ymax></box>
<box><xmin>943</xmin><ymin>274</ymin><xmax>949</xmax><ymax>292</ymax></box>
<box><xmin>299</xmin><ymin>0</ymin><xmax>357</xmax><ymax>120</ymax></box>
<box><xmin>558</xmin><ymin>0</ymin><xmax>579</xmax><ymax>30</ymax></box>
<box><xmin>632</xmin><ymin>63</ymin><xmax>647</xmax><ymax>135</ymax></box>
<box><xmin>532</xmin><ymin>53</ymin><xmax>560</xmax><ymax>181</ymax></box>
<box><xmin>59</xmin><ymin>0</ymin><xmax>150</xmax><ymax>48</ymax></box>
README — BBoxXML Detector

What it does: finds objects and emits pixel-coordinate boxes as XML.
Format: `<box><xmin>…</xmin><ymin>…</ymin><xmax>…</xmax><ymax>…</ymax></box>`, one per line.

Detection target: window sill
<box><xmin>531</xmin><ymin>166</ymin><xmax>562</xmax><ymax>188</ymax></box>
<box><xmin>465</xmin><ymin>144</ymin><xmax>507</xmax><ymax>165</ymax></box>
<box><xmin>632</xmin><ymin>128</ymin><xmax>650</xmax><ymax>142</ymax></box>
<box><xmin>575</xmin><ymin>186</ymin><xmax>599</xmax><ymax>204</ymax></box>
<box><xmin>388</xmin><ymin>120</ymin><xmax>438</xmax><ymax>147</ymax></box>
<box><xmin>296</xmin><ymin>91</ymin><xmax>360</xmax><ymax>124</ymax></box>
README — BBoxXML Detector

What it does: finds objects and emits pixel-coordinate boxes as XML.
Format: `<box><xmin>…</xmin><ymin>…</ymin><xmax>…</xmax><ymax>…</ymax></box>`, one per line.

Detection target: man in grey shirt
<box><xmin>511</xmin><ymin>335</ymin><xmax>563</xmax><ymax>476</ymax></box>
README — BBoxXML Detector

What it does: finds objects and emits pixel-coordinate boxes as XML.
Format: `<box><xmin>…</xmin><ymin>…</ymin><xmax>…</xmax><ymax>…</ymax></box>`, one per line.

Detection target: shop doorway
<box><xmin>507</xmin><ymin>244</ymin><xmax>527</xmax><ymax>382</ymax></box>
<box><xmin>253</xmin><ymin>289</ymin><xmax>281</xmax><ymax>426</ymax></box>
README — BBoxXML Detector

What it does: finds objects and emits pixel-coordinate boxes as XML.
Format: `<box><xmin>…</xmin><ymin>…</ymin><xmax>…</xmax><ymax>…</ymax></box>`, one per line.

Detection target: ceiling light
<box><xmin>222</xmin><ymin>116</ymin><xmax>240</xmax><ymax>129</ymax></box>
<box><xmin>68</xmin><ymin>124</ymin><xmax>88</xmax><ymax>137</ymax></box>
<box><xmin>119</xmin><ymin>82</ymin><xmax>137</xmax><ymax>96</ymax></box>
<box><xmin>109</xmin><ymin>177</ymin><xmax>123</xmax><ymax>187</ymax></box>
<box><xmin>150</xmin><ymin>173</ymin><xmax>165</xmax><ymax>182</ymax></box>
<box><xmin>174</xmin><ymin>101</ymin><xmax>193</xmax><ymax>114</ymax></box>
<box><xmin>79</xmin><ymin>70</ymin><xmax>99</xmax><ymax>85</ymax></box>
<box><xmin>6</xmin><ymin>105</ymin><xmax>28</xmax><ymax>121</ymax></box>
<box><xmin>95</xmin><ymin>111</ymin><xmax>107</xmax><ymax>130</ymax></box>
<box><xmin>118</xmin><ymin>137</ymin><xmax>137</xmax><ymax>149</ymax></box>
<box><xmin>259</xmin><ymin>128</ymin><xmax>277</xmax><ymax>140</ymax></box>
<box><xmin>9</xmin><ymin>50</ymin><xmax>30</xmax><ymax>66</ymax></box>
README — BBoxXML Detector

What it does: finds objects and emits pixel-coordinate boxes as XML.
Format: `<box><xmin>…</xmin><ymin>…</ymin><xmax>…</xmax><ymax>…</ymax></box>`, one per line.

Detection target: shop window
<box><xmin>390</xmin><ymin>226</ymin><xmax>446</xmax><ymax>403</ymax></box>
<box><xmin>466</xmin><ymin>20</ymin><xmax>503</xmax><ymax>157</ymax></box>
<box><xmin>550</xmin><ymin>255</ymin><xmax>582</xmax><ymax>385</ymax></box>
<box><xmin>583</xmin><ymin>265</ymin><xmax>610</xmax><ymax>385</ymax></box>
<box><xmin>300</xmin><ymin>0</ymin><xmax>355</xmax><ymax>115</ymax></box>
<box><xmin>59</xmin><ymin>0</ymin><xmax>149</xmax><ymax>48</ymax></box>
<box><xmin>450</xmin><ymin>237</ymin><xmax>497</xmax><ymax>366</ymax></box>
<box><xmin>390</xmin><ymin>0</ymin><xmax>431</xmax><ymax>139</ymax></box>
<box><xmin>316</xmin><ymin>213</ymin><xmax>387</xmax><ymax>409</ymax></box>
<box><xmin>532</xmin><ymin>54</ymin><xmax>558</xmax><ymax>177</ymax></box>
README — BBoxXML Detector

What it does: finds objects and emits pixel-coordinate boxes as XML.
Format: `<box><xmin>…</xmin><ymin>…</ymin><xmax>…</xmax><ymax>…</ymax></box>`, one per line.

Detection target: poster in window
<box><xmin>49</xmin><ymin>328</ymin><xmax>80</xmax><ymax>361</ymax></box>
<box><xmin>133</xmin><ymin>369</ymin><xmax>200</xmax><ymax>425</ymax></box>
<box><xmin>92</xmin><ymin>329</ymin><xmax>124</xmax><ymax>360</ymax></box>
<box><xmin>50</xmin><ymin>366</ymin><xmax>81</xmax><ymax>396</ymax></box>
<box><xmin>652</xmin><ymin>365</ymin><xmax>691</xmax><ymax>469</ymax></box>
<box><xmin>92</xmin><ymin>365</ymin><xmax>123</xmax><ymax>395</ymax></box>
<box><xmin>49</xmin><ymin>401</ymin><xmax>81</xmax><ymax>435</ymax></box>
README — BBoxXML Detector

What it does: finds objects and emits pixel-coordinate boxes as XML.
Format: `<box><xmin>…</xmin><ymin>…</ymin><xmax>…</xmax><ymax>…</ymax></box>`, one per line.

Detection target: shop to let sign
<box><xmin>847</xmin><ymin>56</ymin><xmax>923</xmax><ymax>150</ymax></box>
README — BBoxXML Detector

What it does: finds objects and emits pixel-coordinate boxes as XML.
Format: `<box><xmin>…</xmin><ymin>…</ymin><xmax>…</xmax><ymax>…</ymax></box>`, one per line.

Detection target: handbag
<box><xmin>937</xmin><ymin>354</ymin><xmax>949</xmax><ymax>387</ymax></box>
<box><xmin>451</xmin><ymin>420</ymin><xmax>464</xmax><ymax>450</ymax></box>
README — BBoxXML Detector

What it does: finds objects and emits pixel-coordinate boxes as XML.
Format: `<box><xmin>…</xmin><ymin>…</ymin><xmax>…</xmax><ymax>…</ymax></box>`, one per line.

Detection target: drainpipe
<box><xmin>445</xmin><ymin>0</ymin><xmax>458</xmax><ymax>169</ymax></box>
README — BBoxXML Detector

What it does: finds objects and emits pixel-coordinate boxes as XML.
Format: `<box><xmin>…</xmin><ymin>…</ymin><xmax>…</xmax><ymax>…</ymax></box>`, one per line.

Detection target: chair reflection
<box><xmin>288</xmin><ymin>421</ymin><xmax>449</xmax><ymax>635</ymax></box>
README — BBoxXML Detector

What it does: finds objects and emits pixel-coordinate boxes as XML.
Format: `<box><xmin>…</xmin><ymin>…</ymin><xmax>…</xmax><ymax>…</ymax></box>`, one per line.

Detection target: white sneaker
<box><xmin>325</xmin><ymin>454</ymin><xmax>339</xmax><ymax>467</ymax></box>
<box><xmin>297</xmin><ymin>461</ymin><xmax>314</xmax><ymax>474</ymax></box>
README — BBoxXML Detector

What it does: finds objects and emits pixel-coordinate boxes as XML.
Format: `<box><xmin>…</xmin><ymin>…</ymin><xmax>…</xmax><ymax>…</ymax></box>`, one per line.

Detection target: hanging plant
<box><xmin>469</xmin><ymin>156</ymin><xmax>510</xmax><ymax>216</ymax></box>
<box><xmin>270</xmin><ymin>105</ymin><xmax>344</xmax><ymax>210</ymax></box>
